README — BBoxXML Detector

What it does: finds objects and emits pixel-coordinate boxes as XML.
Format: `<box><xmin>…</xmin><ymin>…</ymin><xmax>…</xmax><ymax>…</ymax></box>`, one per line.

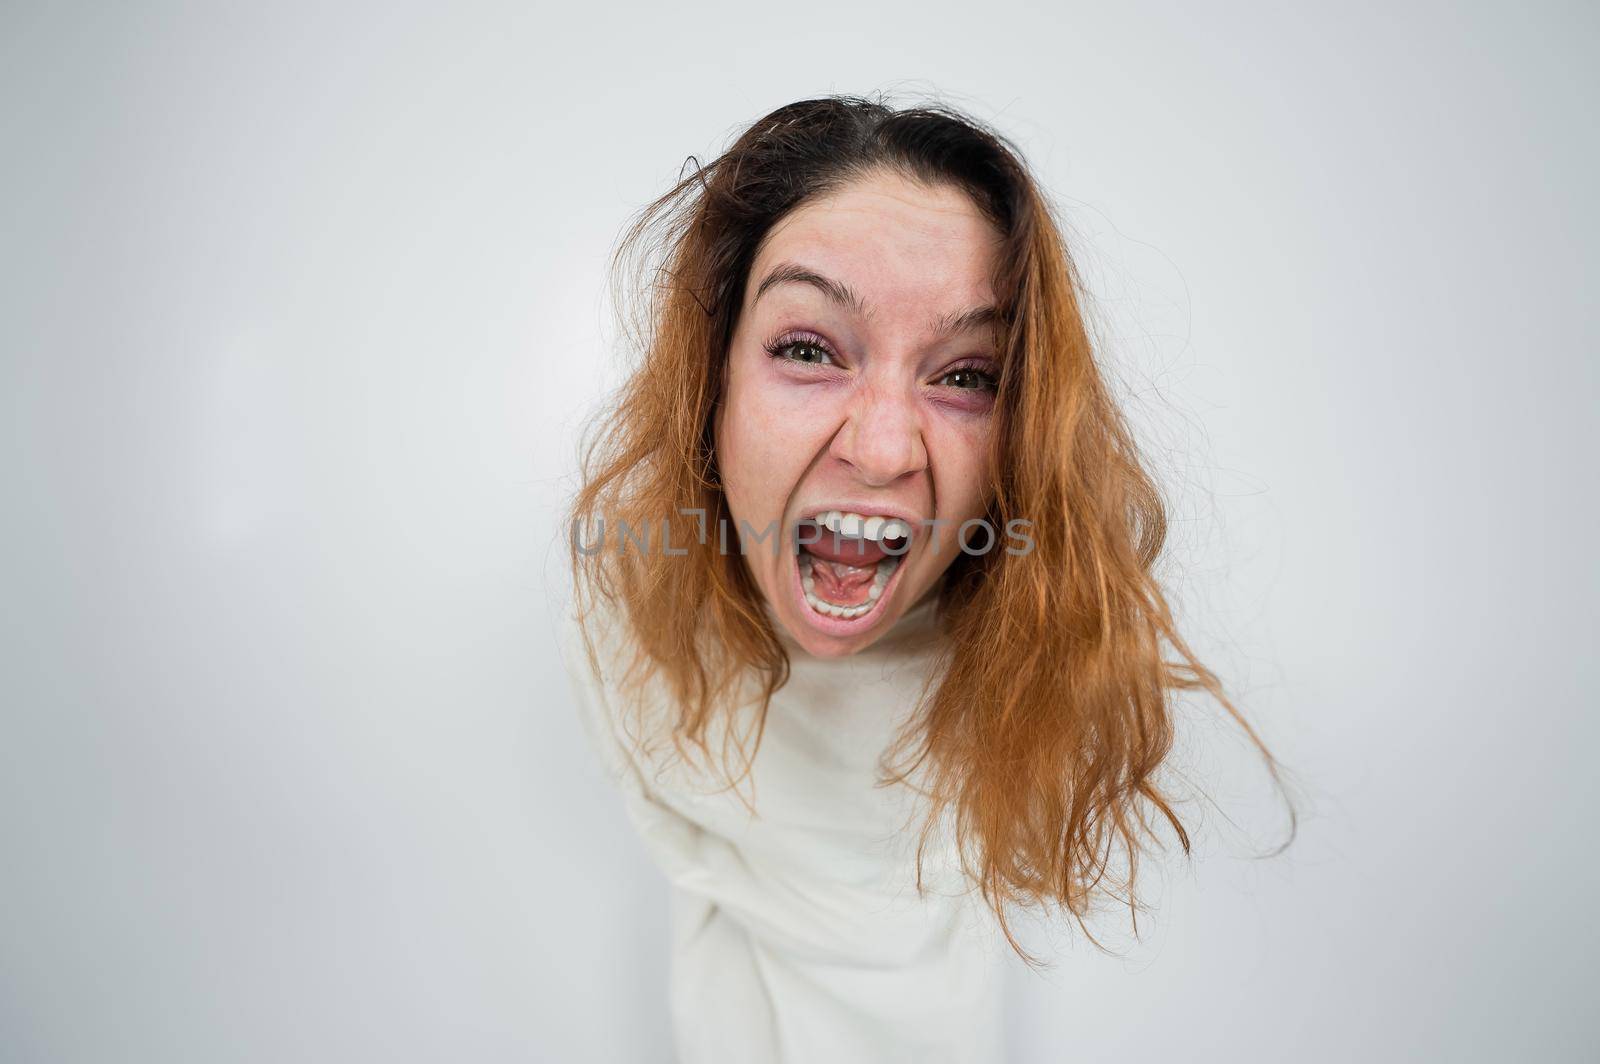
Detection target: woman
<box><xmin>561</xmin><ymin>94</ymin><xmax>1295</xmax><ymax>1063</ymax></box>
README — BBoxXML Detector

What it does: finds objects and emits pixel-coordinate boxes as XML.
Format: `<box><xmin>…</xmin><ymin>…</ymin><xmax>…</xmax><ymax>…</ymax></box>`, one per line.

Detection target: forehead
<box><xmin>745</xmin><ymin>171</ymin><xmax>1003</xmax><ymax>320</ymax></box>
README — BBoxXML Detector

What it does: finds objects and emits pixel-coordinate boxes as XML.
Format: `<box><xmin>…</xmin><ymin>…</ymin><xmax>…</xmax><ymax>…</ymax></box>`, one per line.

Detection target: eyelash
<box><xmin>762</xmin><ymin>331</ymin><xmax>1000</xmax><ymax>393</ymax></box>
<box><xmin>762</xmin><ymin>330</ymin><xmax>837</xmax><ymax>367</ymax></box>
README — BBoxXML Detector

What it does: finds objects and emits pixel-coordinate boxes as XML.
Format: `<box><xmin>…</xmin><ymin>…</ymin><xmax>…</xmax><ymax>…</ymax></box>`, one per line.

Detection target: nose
<box><xmin>829</xmin><ymin>376</ymin><xmax>928</xmax><ymax>487</ymax></box>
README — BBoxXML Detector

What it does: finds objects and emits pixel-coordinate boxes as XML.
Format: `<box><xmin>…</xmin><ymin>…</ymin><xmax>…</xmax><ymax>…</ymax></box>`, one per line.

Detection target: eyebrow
<box><xmin>929</xmin><ymin>304</ymin><xmax>1002</xmax><ymax>340</ymax></box>
<box><xmin>752</xmin><ymin>260</ymin><xmax>1000</xmax><ymax>341</ymax></box>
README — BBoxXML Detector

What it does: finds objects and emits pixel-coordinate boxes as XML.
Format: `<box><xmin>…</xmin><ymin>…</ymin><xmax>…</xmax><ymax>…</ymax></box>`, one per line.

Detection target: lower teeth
<box><xmin>799</xmin><ymin>553</ymin><xmax>900</xmax><ymax>619</ymax></box>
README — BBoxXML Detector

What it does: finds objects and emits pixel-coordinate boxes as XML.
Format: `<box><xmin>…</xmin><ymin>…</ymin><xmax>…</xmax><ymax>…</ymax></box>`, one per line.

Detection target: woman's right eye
<box><xmin>764</xmin><ymin>334</ymin><xmax>837</xmax><ymax>366</ymax></box>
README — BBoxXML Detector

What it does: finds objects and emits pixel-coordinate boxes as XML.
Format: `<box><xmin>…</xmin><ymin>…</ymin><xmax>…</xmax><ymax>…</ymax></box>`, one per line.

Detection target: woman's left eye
<box><xmin>938</xmin><ymin>364</ymin><xmax>999</xmax><ymax>392</ymax></box>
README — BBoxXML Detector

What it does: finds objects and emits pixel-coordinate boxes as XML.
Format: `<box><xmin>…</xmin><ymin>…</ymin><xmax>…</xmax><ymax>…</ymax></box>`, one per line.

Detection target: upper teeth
<box><xmin>814</xmin><ymin>510</ymin><xmax>912</xmax><ymax>542</ymax></box>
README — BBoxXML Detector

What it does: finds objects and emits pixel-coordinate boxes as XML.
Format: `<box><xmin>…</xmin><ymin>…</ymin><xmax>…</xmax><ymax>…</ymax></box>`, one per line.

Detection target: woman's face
<box><xmin>714</xmin><ymin>169</ymin><xmax>1004</xmax><ymax>658</ymax></box>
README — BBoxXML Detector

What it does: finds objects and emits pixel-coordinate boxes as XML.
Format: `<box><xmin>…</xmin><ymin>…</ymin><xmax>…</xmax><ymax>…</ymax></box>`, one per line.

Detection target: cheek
<box><xmin>716</xmin><ymin>372</ymin><xmax>821</xmax><ymax>519</ymax></box>
<box><xmin>927</xmin><ymin>420</ymin><xmax>996</xmax><ymax>518</ymax></box>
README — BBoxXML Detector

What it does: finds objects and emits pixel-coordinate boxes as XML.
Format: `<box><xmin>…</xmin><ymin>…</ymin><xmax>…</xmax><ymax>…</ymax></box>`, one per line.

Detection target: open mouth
<box><xmin>789</xmin><ymin>509</ymin><xmax>913</xmax><ymax>631</ymax></box>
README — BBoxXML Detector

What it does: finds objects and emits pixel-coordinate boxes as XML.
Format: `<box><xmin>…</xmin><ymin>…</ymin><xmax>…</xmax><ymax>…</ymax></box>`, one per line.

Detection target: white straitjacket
<box><xmin>558</xmin><ymin>592</ymin><xmax>1007</xmax><ymax>1064</ymax></box>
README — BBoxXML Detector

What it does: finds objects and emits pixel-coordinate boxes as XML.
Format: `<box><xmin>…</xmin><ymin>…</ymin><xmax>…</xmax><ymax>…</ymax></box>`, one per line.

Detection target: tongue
<box><xmin>803</xmin><ymin>533</ymin><xmax>889</xmax><ymax>566</ymax></box>
<box><xmin>802</xmin><ymin>545</ymin><xmax>878</xmax><ymax>606</ymax></box>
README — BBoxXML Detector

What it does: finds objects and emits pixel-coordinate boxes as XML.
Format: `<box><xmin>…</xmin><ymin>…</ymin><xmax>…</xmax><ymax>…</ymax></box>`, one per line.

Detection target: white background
<box><xmin>2</xmin><ymin>2</ymin><xmax>1595</xmax><ymax>1061</ymax></box>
